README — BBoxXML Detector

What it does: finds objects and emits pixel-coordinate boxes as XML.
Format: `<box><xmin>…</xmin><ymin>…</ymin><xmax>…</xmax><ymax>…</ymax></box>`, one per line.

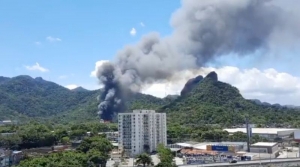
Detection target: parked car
<box><xmin>229</xmin><ymin>159</ymin><xmax>237</xmax><ymax>163</ymax></box>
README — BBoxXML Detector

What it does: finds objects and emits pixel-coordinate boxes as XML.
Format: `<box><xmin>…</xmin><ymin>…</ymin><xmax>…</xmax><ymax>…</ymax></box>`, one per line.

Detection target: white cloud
<box><xmin>35</xmin><ymin>42</ymin><xmax>41</xmax><ymax>45</ymax></box>
<box><xmin>65</xmin><ymin>84</ymin><xmax>79</xmax><ymax>90</ymax></box>
<box><xmin>46</xmin><ymin>36</ymin><xmax>62</xmax><ymax>42</ymax></box>
<box><xmin>25</xmin><ymin>63</ymin><xmax>49</xmax><ymax>72</ymax></box>
<box><xmin>90</xmin><ymin>60</ymin><xmax>110</xmax><ymax>77</ymax></box>
<box><xmin>130</xmin><ymin>28</ymin><xmax>136</xmax><ymax>36</ymax></box>
<box><xmin>140</xmin><ymin>22</ymin><xmax>145</xmax><ymax>27</ymax></box>
<box><xmin>142</xmin><ymin>66</ymin><xmax>300</xmax><ymax>105</ymax></box>
<box><xmin>59</xmin><ymin>75</ymin><xmax>67</xmax><ymax>79</ymax></box>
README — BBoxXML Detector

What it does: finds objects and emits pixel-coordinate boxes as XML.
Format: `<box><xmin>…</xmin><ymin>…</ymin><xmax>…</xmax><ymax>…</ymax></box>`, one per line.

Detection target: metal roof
<box><xmin>251</xmin><ymin>142</ymin><xmax>278</xmax><ymax>147</ymax></box>
<box><xmin>224</xmin><ymin>128</ymin><xmax>299</xmax><ymax>134</ymax></box>
<box><xmin>176</xmin><ymin>143</ymin><xmax>193</xmax><ymax>147</ymax></box>
<box><xmin>170</xmin><ymin>148</ymin><xmax>181</xmax><ymax>152</ymax></box>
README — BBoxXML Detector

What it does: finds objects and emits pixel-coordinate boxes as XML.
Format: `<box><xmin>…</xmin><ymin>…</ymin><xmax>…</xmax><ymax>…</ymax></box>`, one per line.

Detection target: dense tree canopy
<box><xmin>156</xmin><ymin>144</ymin><xmax>177</xmax><ymax>167</ymax></box>
<box><xmin>18</xmin><ymin>151</ymin><xmax>89</xmax><ymax>167</ymax></box>
<box><xmin>0</xmin><ymin>122</ymin><xmax>117</xmax><ymax>150</ymax></box>
<box><xmin>17</xmin><ymin>135</ymin><xmax>113</xmax><ymax>167</ymax></box>
<box><xmin>135</xmin><ymin>153</ymin><xmax>154</xmax><ymax>167</ymax></box>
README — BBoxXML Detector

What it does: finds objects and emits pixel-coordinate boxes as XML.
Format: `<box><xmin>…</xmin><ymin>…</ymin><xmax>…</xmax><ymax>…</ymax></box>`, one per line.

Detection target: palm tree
<box><xmin>135</xmin><ymin>153</ymin><xmax>154</xmax><ymax>167</ymax></box>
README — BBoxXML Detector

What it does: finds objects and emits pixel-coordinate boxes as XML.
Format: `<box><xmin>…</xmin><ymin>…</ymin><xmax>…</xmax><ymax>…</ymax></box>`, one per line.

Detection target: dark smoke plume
<box><xmin>96</xmin><ymin>0</ymin><xmax>300</xmax><ymax>121</ymax></box>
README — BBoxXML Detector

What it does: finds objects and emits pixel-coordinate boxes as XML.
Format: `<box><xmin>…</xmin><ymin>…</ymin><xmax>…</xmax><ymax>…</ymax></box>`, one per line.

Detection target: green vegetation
<box><xmin>156</xmin><ymin>144</ymin><xmax>177</xmax><ymax>167</ymax></box>
<box><xmin>1</xmin><ymin>73</ymin><xmax>300</xmax><ymax>142</ymax></box>
<box><xmin>2</xmin><ymin>74</ymin><xmax>300</xmax><ymax>128</ymax></box>
<box><xmin>162</xmin><ymin>76</ymin><xmax>300</xmax><ymax>142</ymax></box>
<box><xmin>0</xmin><ymin>122</ymin><xmax>117</xmax><ymax>150</ymax></box>
<box><xmin>2</xmin><ymin>72</ymin><xmax>292</xmax><ymax>165</ymax></box>
<box><xmin>0</xmin><ymin>75</ymin><xmax>100</xmax><ymax>122</ymax></box>
<box><xmin>0</xmin><ymin>75</ymin><xmax>166</xmax><ymax>124</ymax></box>
<box><xmin>162</xmin><ymin>76</ymin><xmax>300</xmax><ymax>127</ymax></box>
<box><xmin>18</xmin><ymin>135</ymin><xmax>113</xmax><ymax>167</ymax></box>
<box><xmin>18</xmin><ymin>151</ymin><xmax>89</xmax><ymax>167</ymax></box>
<box><xmin>135</xmin><ymin>153</ymin><xmax>154</xmax><ymax>167</ymax></box>
<box><xmin>2</xmin><ymin>73</ymin><xmax>300</xmax><ymax>144</ymax></box>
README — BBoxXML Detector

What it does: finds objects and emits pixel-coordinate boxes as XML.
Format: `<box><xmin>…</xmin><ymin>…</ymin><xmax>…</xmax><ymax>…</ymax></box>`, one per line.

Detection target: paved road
<box><xmin>178</xmin><ymin>158</ymin><xmax>300</xmax><ymax>167</ymax></box>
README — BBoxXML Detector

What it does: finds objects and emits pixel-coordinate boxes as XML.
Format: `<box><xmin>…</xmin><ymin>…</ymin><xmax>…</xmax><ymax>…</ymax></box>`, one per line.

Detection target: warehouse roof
<box><xmin>176</xmin><ymin>143</ymin><xmax>193</xmax><ymax>147</ymax></box>
<box><xmin>251</xmin><ymin>142</ymin><xmax>278</xmax><ymax>147</ymax></box>
<box><xmin>170</xmin><ymin>148</ymin><xmax>181</xmax><ymax>152</ymax></box>
<box><xmin>174</xmin><ymin>142</ymin><xmax>247</xmax><ymax>150</ymax></box>
<box><xmin>223</xmin><ymin>128</ymin><xmax>299</xmax><ymax>134</ymax></box>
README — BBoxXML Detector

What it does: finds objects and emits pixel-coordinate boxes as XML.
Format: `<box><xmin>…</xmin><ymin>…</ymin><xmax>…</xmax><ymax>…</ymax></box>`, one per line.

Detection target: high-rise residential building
<box><xmin>118</xmin><ymin>110</ymin><xmax>167</xmax><ymax>157</ymax></box>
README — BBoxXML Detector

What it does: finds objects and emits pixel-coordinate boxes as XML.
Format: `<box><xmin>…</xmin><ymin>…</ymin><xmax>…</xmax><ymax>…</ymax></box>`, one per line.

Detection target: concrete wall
<box><xmin>272</xmin><ymin>145</ymin><xmax>278</xmax><ymax>154</ymax></box>
<box><xmin>278</xmin><ymin>130</ymin><xmax>296</xmax><ymax>137</ymax></box>
<box><xmin>250</xmin><ymin>144</ymin><xmax>278</xmax><ymax>154</ymax></box>
<box><xmin>250</xmin><ymin>147</ymin><xmax>268</xmax><ymax>153</ymax></box>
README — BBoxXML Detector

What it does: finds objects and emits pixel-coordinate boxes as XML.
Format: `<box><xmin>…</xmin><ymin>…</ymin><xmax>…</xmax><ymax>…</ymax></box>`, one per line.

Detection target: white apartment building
<box><xmin>118</xmin><ymin>110</ymin><xmax>167</xmax><ymax>157</ymax></box>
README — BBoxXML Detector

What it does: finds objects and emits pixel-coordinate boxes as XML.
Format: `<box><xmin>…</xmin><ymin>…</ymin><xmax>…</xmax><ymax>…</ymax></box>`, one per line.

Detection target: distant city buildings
<box><xmin>118</xmin><ymin>110</ymin><xmax>167</xmax><ymax>157</ymax></box>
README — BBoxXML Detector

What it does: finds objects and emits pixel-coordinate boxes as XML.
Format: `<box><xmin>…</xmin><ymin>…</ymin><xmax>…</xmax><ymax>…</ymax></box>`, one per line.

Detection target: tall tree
<box><xmin>156</xmin><ymin>144</ymin><xmax>177</xmax><ymax>167</ymax></box>
<box><xmin>76</xmin><ymin>135</ymin><xmax>113</xmax><ymax>166</ymax></box>
<box><xmin>87</xmin><ymin>149</ymin><xmax>108</xmax><ymax>167</ymax></box>
<box><xmin>135</xmin><ymin>153</ymin><xmax>154</xmax><ymax>167</ymax></box>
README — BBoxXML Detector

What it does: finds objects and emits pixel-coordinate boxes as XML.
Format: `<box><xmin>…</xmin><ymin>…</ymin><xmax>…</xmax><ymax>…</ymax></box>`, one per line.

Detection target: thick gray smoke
<box><xmin>96</xmin><ymin>0</ymin><xmax>300</xmax><ymax>121</ymax></box>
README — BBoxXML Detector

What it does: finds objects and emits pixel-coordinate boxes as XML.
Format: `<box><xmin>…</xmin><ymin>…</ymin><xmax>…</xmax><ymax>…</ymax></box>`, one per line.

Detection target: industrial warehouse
<box><xmin>167</xmin><ymin>141</ymin><xmax>292</xmax><ymax>165</ymax></box>
<box><xmin>164</xmin><ymin>127</ymin><xmax>300</xmax><ymax>165</ymax></box>
<box><xmin>223</xmin><ymin>128</ymin><xmax>299</xmax><ymax>140</ymax></box>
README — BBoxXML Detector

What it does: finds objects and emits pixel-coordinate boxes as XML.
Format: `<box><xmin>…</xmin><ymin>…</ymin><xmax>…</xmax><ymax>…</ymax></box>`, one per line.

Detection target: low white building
<box><xmin>224</xmin><ymin>128</ymin><xmax>299</xmax><ymax>140</ymax></box>
<box><xmin>118</xmin><ymin>110</ymin><xmax>167</xmax><ymax>157</ymax></box>
<box><xmin>250</xmin><ymin>142</ymin><xmax>278</xmax><ymax>154</ymax></box>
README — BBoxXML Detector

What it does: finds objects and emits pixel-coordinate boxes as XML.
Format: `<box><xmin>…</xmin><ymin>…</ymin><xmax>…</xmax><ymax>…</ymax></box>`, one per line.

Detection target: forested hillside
<box><xmin>1</xmin><ymin>73</ymin><xmax>300</xmax><ymax>127</ymax></box>
<box><xmin>0</xmin><ymin>75</ymin><xmax>166</xmax><ymax>123</ymax></box>
<box><xmin>0</xmin><ymin>76</ymin><xmax>99</xmax><ymax>121</ymax></box>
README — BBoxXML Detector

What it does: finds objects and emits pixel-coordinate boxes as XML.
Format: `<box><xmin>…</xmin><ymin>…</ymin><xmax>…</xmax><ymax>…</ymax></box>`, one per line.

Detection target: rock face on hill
<box><xmin>180</xmin><ymin>71</ymin><xmax>218</xmax><ymax>97</ymax></box>
<box><xmin>205</xmin><ymin>71</ymin><xmax>218</xmax><ymax>81</ymax></box>
<box><xmin>180</xmin><ymin>75</ymin><xmax>204</xmax><ymax>96</ymax></box>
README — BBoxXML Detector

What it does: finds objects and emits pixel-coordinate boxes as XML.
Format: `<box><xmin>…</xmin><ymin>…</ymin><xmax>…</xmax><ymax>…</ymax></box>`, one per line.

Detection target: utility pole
<box><xmin>246</xmin><ymin>117</ymin><xmax>251</xmax><ymax>152</ymax></box>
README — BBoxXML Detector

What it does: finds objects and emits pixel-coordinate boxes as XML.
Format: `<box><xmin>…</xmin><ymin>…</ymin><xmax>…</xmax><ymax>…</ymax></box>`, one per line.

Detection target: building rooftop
<box><xmin>224</xmin><ymin>128</ymin><xmax>299</xmax><ymax>134</ymax></box>
<box><xmin>174</xmin><ymin>142</ymin><xmax>247</xmax><ymax>150</ymax></box>
<box><xmin>181</xmin><ymin>148</ymin><xmax>218</xmax><ymax>155</ymax></box>
<box><xmin>176</xmin><ymin>143</ymin><xmax>193</xmax><ymax>147</ymax></box>
<box><xmin>170</xmin><ymin>148</ymin><xmax>181</xmax><ymax>152</ymax></box>
<box><xmin>251</xmin><ymin>142</ymin><xmax>278</xmax><ymax>147</ymax></box>
<box><xmin>133</xmin><ymin>110</ymin><xmax>156</xmax><ymax>113</ymax></box>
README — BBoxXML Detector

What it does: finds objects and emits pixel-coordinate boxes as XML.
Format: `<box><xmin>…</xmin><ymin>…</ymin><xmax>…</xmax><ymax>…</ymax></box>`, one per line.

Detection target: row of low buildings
<box><xmin>168</xmin><ymin>141</ymin><xmax>280</xmax><ymax>164</ymax></box>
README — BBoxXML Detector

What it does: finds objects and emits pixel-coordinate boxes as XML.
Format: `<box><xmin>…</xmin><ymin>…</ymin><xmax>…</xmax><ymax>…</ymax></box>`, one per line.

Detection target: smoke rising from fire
<box><xmin>96</xmin><ymin>0</ymin><xmax>300</xmax><ymax>120</ymax></box>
